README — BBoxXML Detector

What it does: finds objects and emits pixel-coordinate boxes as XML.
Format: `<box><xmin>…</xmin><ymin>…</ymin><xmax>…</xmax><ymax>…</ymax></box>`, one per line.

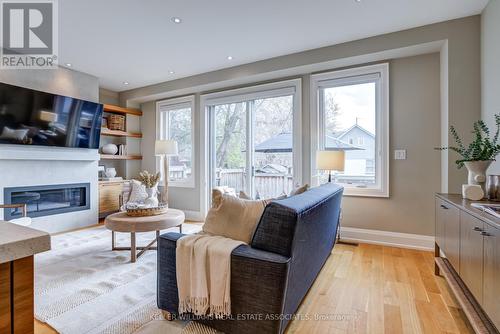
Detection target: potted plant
<box><xmin>437</xmin><ymin>114</ymin><xmax>500</xmax><ymax>194</ymax></box>
<box><xmin>138</xmin><ymin>170</ymin><xmax>161</xmax><ymax>207</ymax></box>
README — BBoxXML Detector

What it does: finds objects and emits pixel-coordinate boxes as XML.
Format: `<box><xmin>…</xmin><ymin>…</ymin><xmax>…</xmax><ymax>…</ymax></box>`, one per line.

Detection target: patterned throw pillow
<box><xmin>127</xmin><ymin>179</ymin><xmax>148</xmax><ymax>204</ymax></box>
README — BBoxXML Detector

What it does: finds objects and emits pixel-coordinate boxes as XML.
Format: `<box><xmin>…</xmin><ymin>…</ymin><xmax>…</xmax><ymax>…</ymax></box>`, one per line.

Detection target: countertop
<box><xmin>436</xmin><ymin>193</ymin><xmax>500</xmax><ymax>229</ymax></box>
<box><xmin>0</xmin><ymin>222</ymin><xmax>51</xmax><ymax>264</ymax></box>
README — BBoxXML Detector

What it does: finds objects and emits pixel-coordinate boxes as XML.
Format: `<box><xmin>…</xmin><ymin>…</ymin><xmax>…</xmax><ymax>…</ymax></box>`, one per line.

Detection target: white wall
<box><xmin>481</xmin><ymin>0</ymin><xmax>500</xmax><ymax>174</ymax></box>
<box><xmin>0</xmin><ymin>67</ymin><xmax>100</xmax><ymax>233</ymax></box>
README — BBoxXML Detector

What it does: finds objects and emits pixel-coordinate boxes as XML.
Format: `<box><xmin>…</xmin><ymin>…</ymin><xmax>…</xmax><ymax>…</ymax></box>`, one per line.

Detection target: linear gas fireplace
<box><xmin>3</xmin><ymin>183</ymin><xmax>90</xmax><ymax>219</ymax></box>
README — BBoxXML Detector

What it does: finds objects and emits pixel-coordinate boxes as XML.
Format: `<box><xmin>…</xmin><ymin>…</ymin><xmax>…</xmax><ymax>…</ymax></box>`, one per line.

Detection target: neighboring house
<box><xmin>336</xmin><ymin>124</ymin><xmax>375</xmax><ymax>176</ymax></box>
<box><xmin>255</xmin><ymin>163</ymin><xmax>289</xmax><ymax>175</ymax></box>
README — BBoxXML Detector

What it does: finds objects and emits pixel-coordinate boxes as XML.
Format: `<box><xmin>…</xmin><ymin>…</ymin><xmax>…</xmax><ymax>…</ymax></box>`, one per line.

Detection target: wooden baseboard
<box><xmin>435</xmin><ymin>257</ymin><xmax>498</xmax><ymax>334</ymax></box>
<box><xmin>340</xmin><ymin>227</ymin><xmax>435</xmax><ymax>250</ymax></box>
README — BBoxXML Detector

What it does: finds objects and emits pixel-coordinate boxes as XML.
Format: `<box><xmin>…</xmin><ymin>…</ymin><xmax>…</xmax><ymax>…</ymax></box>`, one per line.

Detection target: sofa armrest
<box><xmin>157</xmin><ymin>232</ymin><xmax>290</xmax><ymax>333</ymax></box>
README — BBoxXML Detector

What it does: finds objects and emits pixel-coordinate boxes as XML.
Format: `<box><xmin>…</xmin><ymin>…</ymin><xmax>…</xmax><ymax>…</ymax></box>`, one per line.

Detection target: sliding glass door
<box><xmin>206</xmin><ymin>80</ymin><xmax>300</xmax><ymax>201</ymax></box>
<box><xmin>212</xmin><ymin>102</ymin><xmax>248</xmax><ymax>194</ymax></box>
<box><xmin>252</xmin><ymin>95</ymin><xmax>293</xmax><ymax>199</ymax></box>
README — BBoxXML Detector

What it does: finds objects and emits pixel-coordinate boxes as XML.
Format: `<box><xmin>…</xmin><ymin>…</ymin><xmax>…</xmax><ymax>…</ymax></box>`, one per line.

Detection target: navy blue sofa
<box><xmin>157</xmin><ymin>183</ymin><xmax>344</xmax><ymax>334</ymax></box>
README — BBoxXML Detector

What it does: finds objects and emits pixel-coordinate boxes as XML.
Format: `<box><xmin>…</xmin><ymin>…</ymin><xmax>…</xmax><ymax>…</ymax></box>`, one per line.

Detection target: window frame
<box><xmin>156</xmin><ymin>95</ymin><xmax>196</xmax><ymax>188</ymax></box>
<box><xmin>310</xmin><ymin>63</ymin><xmax>389</xmax><ymax>197</ymax></box>
<box><xmin>199</xmin><ymin>79</ymin><xmax>302</xmax><ymax>215</ymax></box>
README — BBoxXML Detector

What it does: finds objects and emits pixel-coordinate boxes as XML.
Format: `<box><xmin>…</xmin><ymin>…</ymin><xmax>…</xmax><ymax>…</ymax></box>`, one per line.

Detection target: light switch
<box><xmin>394</xmin><ymin>149</ymin><xmax>407</xmax><ymax>160</ymax></box>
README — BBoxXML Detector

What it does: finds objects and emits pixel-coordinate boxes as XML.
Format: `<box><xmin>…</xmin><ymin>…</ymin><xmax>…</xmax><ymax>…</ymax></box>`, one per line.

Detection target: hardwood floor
<box><xmin>35</xmin><ymin>243</ymin><xmax>472</xmax><ymax>334</ymax></box>
<box><xmin>287</xmin><ymin>243</ymin><xmax>473</xmax><ymax>334</ymax></box>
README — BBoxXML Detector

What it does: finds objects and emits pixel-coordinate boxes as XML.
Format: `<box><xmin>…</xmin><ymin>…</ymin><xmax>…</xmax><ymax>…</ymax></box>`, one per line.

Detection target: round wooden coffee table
<box><xmin>104</xmin><ymin>209</ymin><xmax>185</xmax><ymax>262</ymax></box>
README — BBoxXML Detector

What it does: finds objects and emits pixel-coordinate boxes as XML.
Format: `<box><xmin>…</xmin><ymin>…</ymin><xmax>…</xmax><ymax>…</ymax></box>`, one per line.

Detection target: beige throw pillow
<box><xmin>290</xmin><ymin>184</ymin><xmax>309</xmax><ymax>196</ymax></box>
<box><xmin>203</xmin><ymin>189</ymin><xmax>267</xmax><ymax>244</ymax></box>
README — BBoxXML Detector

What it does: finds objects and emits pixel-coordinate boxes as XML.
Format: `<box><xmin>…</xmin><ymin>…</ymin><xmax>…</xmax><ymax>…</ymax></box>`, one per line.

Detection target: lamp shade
<box><xmin>316</xmin><ymin>150</ymin><xmax>345</xmax><ymax>171</ymax></box>
<box><xmin>155</xmin><ymin>140</ymin><xmax>178</xmax><ymax>156</ymax></box>
<box><xmin>39</xmin><ymin>110</ymin><xmax>58</xmax><ymax>122</ymax></box>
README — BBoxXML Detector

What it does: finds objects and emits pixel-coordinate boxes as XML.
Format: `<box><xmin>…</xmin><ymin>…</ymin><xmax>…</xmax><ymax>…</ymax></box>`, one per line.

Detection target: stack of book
<box><xmin>118</xmin><ymin>144</ymin><xmax>127</xmax><ymax>155</ymax></box>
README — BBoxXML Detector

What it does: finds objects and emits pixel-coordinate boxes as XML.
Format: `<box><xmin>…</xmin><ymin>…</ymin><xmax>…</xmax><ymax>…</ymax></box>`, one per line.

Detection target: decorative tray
<box><xmin>125</xmin><ymin>204</ymin><xmax>168</xmax><ymax>217</ymax></box>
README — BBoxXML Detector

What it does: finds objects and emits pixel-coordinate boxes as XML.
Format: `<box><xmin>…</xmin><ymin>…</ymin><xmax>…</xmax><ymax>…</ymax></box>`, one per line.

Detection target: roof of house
<box><xmin>337</xmin><ymin>124</ymin><xmax>375</xmax><ymax>140</ymax></box>
<box><xmin>254</xmin><ymin>133</ymin><xmax>363</xmax><ymax>153</ymax></box>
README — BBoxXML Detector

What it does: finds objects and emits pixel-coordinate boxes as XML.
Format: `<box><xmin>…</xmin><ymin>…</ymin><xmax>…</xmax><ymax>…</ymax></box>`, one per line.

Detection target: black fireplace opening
<box><xmin>4</xmin><ymin>183</ymin><xmax>90</xmax><ymax>219</ymax></box>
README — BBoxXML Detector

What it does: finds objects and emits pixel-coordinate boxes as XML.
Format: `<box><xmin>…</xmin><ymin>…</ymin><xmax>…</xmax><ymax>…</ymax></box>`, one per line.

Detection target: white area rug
<box><xmin>34</xmin><ymin>223</ymin><xmax>205</xmax><ymax>334</ymax></box>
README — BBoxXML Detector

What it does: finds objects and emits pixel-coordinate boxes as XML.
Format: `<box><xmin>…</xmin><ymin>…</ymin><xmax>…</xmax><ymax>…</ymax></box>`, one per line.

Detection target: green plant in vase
<box><xmin>436</xmin><ymin>114</ymin><xmax>500</xmax><ymax>196</ymax></box>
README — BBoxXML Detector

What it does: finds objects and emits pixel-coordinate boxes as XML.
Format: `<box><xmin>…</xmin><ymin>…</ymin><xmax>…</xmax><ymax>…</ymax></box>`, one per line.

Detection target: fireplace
<box><xmin>3</xmin><ymin>183</ymin><xmax>90</xmax><ymax>219</ymax></box>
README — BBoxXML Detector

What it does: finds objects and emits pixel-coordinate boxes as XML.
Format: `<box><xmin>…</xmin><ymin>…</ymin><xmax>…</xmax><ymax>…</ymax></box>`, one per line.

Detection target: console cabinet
<box><xmin>459</xmin><ymin>211</ymin><xmax>484</xmax><ymax>303</ymax></box>
<box><xmin>483</xmin><ymin>223</ymin><xmax>500</xmax><ymax>330</ymax></box>
<box><xmin>98</xmin><ymin>180</ymin><xmax>124</xmax><ymax>218</ymax></box>
<box><xmin>435</xmin><ymin>197</ymin><xmax>460</xmax><ymax>270</ymax></box>
<box><xmin>435</xmin><ymin>194</ymin><xmax>500</xmax><ymax>332</ymax></box>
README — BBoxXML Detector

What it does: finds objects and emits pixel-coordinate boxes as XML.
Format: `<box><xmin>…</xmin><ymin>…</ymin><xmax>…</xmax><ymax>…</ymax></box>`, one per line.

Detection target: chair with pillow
<box><xmin>157</xmin><ymin>182</ymin><xmax>344</xmax><ymax>334</ymax></box>
<box><xmin>0</xmin><ymin>203</ymin><xmax>32</xmax><ymax>226</ymax></box>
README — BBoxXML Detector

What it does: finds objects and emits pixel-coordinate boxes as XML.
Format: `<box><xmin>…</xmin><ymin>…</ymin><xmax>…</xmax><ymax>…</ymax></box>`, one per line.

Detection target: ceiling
<box><xmin>59</xmin><ymin>0</ymin><xmax>489</xmax><ymax>92</ymax></box>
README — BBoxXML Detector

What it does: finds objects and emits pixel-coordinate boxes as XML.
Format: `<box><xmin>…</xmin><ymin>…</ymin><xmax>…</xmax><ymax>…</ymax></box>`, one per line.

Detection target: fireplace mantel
<box><xmin>0</xmin><ymin>145</ymin><xmax>99</xmax><ymax>161</ymax></box>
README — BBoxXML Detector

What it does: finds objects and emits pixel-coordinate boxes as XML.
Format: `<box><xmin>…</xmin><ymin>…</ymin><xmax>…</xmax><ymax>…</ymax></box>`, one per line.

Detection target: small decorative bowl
<box><xmin>125</xmin><ymin>203</ymin><xmax>168</xmax><ymax>217</ymax></box>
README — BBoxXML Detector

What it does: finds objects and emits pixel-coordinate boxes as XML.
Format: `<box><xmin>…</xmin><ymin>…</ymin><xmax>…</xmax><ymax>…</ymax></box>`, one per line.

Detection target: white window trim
<box><xmin>310</xmin><ymin>63</ymin><xmax>389</xmax><ymax>197</ymax></box>
<box><xmin>156</xmin><ymin>95</ymin><xmax>195</xmax><ymax>188</ymax></box>
<box><xmin>199</xmin><ymin>79</ymin><xmax>302</xmax><ymax>216</ymax></box>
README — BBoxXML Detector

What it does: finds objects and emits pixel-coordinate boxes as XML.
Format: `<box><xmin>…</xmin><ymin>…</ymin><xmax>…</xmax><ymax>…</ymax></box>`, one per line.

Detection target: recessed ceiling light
<box><xmin>355</xmin><ymin>0</ymin><xmax>361</xmax><ymax>2</ymax></box>
<box><xmin>172</xmin><ymin>17</ymin><xmax>182</xmax><ymax>24</ymax></box>
<box><xmin>169</xmin><ymin>70</ymin><xmax>175</xmax><ymax>74</ymax></box>
<box><xmin>65</xmin><ymin>63</ymin><xmax>72</xmax><ymax>67</ymax></box>
<box><xmin>227</xmin><ymin>56</ymin><xmax>233</xmax><ymax>60</ymax></box>
<box><xmin>123</xmin><ymin>81</ymin><xmax>129</xmax><ymax>85</ymax></box>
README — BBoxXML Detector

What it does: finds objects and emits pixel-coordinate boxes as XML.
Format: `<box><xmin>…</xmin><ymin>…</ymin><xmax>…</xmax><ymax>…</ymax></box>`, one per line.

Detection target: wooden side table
<box><xmin>104</xmin><ymin>209</ymin><xmax>184</xmax><ymax>262</ymax></box>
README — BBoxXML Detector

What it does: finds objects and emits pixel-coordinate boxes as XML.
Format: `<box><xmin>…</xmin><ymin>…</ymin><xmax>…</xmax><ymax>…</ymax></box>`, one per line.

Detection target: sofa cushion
<box><xmin>203</xmin><ymin>189</ymin><xmax>266</xmax><ymax>244</ymax></box>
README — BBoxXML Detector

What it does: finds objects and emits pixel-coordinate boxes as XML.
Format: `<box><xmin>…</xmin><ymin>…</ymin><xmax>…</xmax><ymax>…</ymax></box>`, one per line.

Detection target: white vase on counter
<box><xmin>463</xmin><ymin>160</ymin><xmax>493</xmax><ymax>198</ymax></box>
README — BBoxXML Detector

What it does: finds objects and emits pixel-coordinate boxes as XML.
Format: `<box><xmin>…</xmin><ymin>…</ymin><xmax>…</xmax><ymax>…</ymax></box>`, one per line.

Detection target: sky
<box><xmin>325</xmin><ymin>82</ymin><xmax>376</xmax><ymax>134</ymax></box>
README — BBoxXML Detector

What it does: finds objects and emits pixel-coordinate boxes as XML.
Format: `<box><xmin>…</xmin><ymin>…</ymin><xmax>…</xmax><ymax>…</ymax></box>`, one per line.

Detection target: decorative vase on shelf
<box><xmin>144</xmin><ymin>187</ymin><xmax>159</xmax><ymax>207</ymax></box>
<box><xmin>104</xmin><ymin>167</ymin><xmax>117</xmax><ymax>178</ymax></box>
<box><xmin>102</xmin><ymin>143</ymin><xmax>118</xmax><ymax>155</ymax></box>
<box><xmin>463</xmin><ymin>160</ymin><xmax>493</xmax><ymax>196</ymax></box>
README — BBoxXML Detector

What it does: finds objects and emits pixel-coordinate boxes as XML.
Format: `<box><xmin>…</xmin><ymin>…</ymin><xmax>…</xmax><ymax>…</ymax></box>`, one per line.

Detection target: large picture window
<box><xmin>157</xmin><ymin>96</ymin><xmax>195</xmax><ymax>188</ymax></box>
<box><xmin>311</xmin><ymin>64</ymin><xmax>389</xmax><ymax>197</ymax></box>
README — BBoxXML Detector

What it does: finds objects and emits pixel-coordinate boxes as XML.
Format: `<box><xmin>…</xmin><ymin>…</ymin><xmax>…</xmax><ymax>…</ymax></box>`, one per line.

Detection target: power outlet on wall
<box><xmin>394</xmin><ymin>149</ymin><xmax>407</xmax><ymax>160</ymax></box>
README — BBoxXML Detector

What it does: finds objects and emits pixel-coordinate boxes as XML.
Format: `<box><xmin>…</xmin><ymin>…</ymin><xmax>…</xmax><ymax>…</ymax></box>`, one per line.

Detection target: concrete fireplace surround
<box><xmin>0</xmin><ymin>68</ymin><xmax>100</xmax><ymax>233</ymax></box>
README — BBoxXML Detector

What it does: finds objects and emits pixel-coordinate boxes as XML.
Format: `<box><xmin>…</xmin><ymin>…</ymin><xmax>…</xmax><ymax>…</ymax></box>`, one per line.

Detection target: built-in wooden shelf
<box><xmin>100</xmin><ymin>128</ymin><xmax>142</xmax><ymax>138</ymax></box>
<box><xmin>100</xmin><ymin>154</ymin><xmax>142</xmax><ymax>160</ymax></box>
<box><xmin>103</xmin><ymin>104</ymin><xmax>142</xmax><ymax>116</ymax></box>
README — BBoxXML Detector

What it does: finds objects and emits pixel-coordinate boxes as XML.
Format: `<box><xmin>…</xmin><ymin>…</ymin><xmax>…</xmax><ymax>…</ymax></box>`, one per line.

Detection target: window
<box><xmin>156</xmin><ymin>96</ymin><xmax>195</xmax><ymax>187</ymax></box>
<box><xmin>311</xmin><ymin>63</ymin><xmax>389</xmax><ymax>197</ymax></box>
<box><xmin>201</xmin><ymin>79</ymin><xmax>302</xmax><ymax>207</ymax></box>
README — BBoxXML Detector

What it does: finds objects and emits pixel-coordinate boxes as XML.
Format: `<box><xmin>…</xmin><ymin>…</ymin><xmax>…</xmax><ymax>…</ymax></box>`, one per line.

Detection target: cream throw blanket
<box><xmin>176</xmin><ymin>233</ymin><xmax>244</xmax><ymax>317</ymax></box>
<box><xmin>176</xmin><ymin>189</ymin><xmax>267</xmax><ymax>318</ymax></box>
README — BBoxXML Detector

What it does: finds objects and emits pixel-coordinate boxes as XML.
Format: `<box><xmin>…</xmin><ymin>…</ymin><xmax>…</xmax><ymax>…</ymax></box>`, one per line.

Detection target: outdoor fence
<box><xmin>215</xmin><ymin>168</ymin><xmax>294</xmax><ymax>199</ymax></box>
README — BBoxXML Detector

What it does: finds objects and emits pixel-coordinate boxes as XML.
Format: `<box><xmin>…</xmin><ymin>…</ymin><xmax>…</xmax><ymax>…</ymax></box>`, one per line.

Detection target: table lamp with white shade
<box><xmin>316</xmin><ymin>150</ymin><xmax>356</xmax><ymax>246</ymax></box>
<box><xmin>316</xmin><ymin>150</ymin><xmax>345</xmax><ymax>183</ymax></box>
<box><xmin>155</xmin><ymin>140</ymin><xmax>178</xmax><ymax>205</ymax></box>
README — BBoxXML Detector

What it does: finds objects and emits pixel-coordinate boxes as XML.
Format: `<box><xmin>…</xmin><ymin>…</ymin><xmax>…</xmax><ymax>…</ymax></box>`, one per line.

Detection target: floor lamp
<box><xmin>155</xmin><ymin>140</ymin><xmax>178</xmax><ymax>206</ymax></box>
<box><xmin>316</xmin><ymin>150</ymin><xmax>358</xmax><ymax>246</ymax></box>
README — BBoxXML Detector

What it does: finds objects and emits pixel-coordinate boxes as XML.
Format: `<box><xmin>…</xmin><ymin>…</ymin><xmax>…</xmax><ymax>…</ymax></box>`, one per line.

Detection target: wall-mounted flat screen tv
<box><xmin>0</xmin><ymin>82</ymin><xmax>103</xmax><ymax>149</ymax></box>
